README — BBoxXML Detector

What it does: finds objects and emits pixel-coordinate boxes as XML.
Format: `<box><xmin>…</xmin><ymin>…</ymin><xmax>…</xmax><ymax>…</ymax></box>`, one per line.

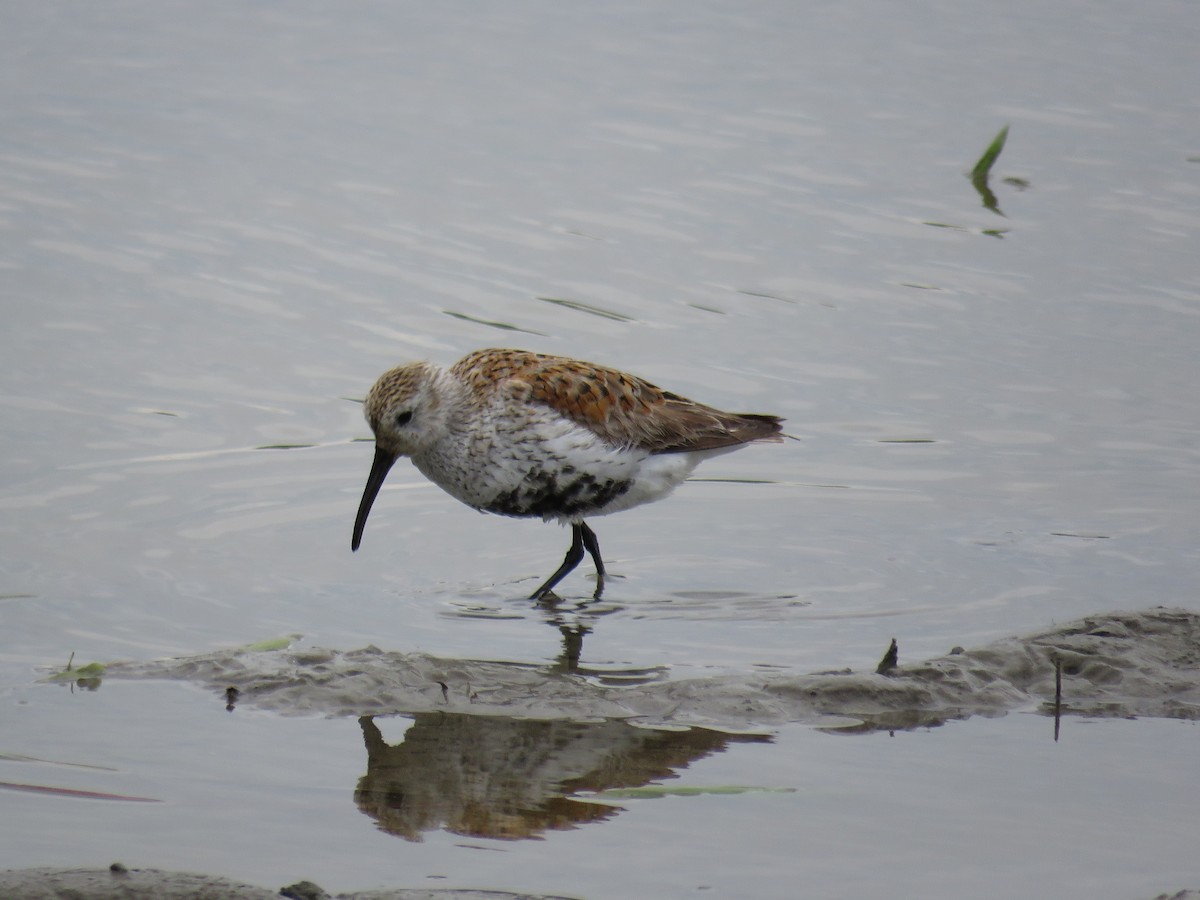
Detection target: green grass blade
<box><xmin>971</xmin><ymin>124</ymin><xmax>1010</xmax><ymax>181</ymax></box>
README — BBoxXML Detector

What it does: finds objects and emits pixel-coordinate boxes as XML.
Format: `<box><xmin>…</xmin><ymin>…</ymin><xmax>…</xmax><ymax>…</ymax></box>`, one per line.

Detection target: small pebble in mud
<box><xmin>281</xmin><ymin>879</ymin><xmax>330</xmax><ymax>900</ymax></box>
<box><xmin>109</xmin><ymin>862</ymin><xmax>128</xmax><ymax>875</ymax></box>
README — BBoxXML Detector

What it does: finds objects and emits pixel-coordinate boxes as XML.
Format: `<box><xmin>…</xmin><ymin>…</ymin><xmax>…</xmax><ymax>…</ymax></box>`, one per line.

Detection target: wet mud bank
<box><xmin>0</xmin><ymin>865</ymin><xmax>575</xmax><ymax>900</ymax></box>
<box><xmin>96</xmin><ymin>607</ymin><xmax>1200</xmax><ymax>730</ymax></box>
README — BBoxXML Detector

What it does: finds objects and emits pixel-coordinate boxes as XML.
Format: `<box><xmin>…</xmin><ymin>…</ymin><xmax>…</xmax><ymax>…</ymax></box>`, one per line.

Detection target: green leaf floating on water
<box><xmin>48</xmin><ymin>662</ymin><xmax>106</xmax><ymax>682</ymax></box>
<box><xmin>971</xmin><ymin>124</ymin><xmax>1010</xmax><ymax>181</ymax></box>
<box><xmin>585</xmin><ymin>785</ymin><xmax>796</xmax><ymax>801</ymax></box>
<box><xmin>969</xmin><ymin>124</ymin><xmax>1011</xmax><ymax>215</ymax></box>
<box><xmin>239</xmin><ymin>635</ymin><xmax>300</xmax><ymax>652</ymax></box>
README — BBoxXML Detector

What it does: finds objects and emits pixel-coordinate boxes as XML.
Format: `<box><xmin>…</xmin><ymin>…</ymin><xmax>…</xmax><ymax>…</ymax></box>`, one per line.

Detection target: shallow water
<box><xmin>2</xmin><ymin>1</ymin><xmax>1199</xmax><ymax>897</ymax></box>
<box><xmin>4</xmin><ymin>679</ymin><xmax>1199</xmax><ymax>899</ymax></box>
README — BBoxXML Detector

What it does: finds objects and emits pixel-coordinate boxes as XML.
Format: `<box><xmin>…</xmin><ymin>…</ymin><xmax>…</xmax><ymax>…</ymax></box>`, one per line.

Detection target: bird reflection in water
<box><xmin>355</xmin><ymin>713</ymin><xmax>768</xmax><ymax>841</ymax></box>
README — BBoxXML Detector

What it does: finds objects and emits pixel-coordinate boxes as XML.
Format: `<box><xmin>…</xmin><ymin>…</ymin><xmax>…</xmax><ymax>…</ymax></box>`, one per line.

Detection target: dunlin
<box><xmin>352</xmin><ymin>348</ymin><xmax>783</xmax><ymax>599</ymax></box>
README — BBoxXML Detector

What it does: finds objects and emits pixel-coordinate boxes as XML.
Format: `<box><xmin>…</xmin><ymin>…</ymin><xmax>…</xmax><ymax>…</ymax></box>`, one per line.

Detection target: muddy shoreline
<box><xmin>93</xmin><ymin>607</ymin><xmax>1200</xmax><ymax>730</ymax></box>
<box><xmin>1</xmin><ymin>865</ymin><xmax>1194</xmax><ymax>900</ymax></box>
<box><xmin>0</xmin><ymin>865</ymin><xmax>577</xmax><ymax>899</ymax></box>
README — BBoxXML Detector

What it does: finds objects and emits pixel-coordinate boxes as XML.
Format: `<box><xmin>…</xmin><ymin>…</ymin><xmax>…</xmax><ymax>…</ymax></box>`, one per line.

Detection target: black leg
<box><xmin>530</xmin><ymin>523</ymin><xmax>586</xmax><ymax>600</ymax></box>
<box><xmin>578</xmin><ymin>522</ymin><xmax>605</xmax><ymax>599</ymax></box>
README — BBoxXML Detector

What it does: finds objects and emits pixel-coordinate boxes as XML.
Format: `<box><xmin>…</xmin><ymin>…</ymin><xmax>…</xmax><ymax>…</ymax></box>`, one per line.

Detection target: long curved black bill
<box><xmin>352</xmin><ymin>446</ymin><xmax>397</xmax><ymax>551</ymax></box>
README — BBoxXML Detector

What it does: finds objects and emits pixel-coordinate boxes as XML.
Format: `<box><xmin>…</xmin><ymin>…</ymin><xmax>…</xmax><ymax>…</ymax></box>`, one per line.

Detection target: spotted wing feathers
<box><xmin>451</xmin><ymin>349</ymin><xmax>783</xmax><ymax>453</ymax></box>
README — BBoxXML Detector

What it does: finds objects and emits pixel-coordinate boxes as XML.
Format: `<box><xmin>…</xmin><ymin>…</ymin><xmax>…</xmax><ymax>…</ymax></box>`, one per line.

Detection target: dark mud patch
<box><xmin>93</xmin><ymin>607</ymin><xmax>1200</xmax><ymax>730</ymax></box>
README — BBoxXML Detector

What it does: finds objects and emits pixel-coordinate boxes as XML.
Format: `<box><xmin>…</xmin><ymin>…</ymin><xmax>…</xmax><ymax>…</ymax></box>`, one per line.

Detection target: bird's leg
<box><xmin>530</xmin><ymin>523</ymin><xmax>586</xmax><ymax>601</ymax></box>
<box><xmin>578</xmin><ymin>521</ymin><xmax>605</xmax><ymax>599</ymax></box>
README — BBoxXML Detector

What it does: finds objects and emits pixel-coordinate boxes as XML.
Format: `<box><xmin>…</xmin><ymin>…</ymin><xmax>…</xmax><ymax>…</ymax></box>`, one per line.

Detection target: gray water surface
<box><xmin>2</xmin><ymin>1</ymin><xmax>1199</xmax><ymax>898</ymax></box>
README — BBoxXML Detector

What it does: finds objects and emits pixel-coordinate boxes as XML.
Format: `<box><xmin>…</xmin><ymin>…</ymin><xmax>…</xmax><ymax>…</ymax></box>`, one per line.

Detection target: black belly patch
<box><xmin>484</xmin><ymin>470</ymin><xmax>632</xmax><ymax>518</ymax></box>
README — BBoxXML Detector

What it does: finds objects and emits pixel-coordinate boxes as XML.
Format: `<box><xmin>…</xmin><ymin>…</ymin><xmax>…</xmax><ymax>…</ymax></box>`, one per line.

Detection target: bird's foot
<box><xmin>531</xmin><ymin>587</ymin><xmax>563</xmax><ymax>604</ymax></box>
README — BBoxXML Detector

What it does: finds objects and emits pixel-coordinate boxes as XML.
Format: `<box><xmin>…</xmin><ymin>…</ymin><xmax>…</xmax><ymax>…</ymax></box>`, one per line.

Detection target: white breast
<box><xmin>410</xmin><ymin>401</ymin><xmax>719</xmax><ymax>522</ymax></box>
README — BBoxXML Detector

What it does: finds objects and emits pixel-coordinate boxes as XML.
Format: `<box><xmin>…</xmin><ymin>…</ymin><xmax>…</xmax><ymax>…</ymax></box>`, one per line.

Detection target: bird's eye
<box><xmin>395</xmin><ymin>411</ymin><xmax>413</xmax><ymax>427</ymax></box>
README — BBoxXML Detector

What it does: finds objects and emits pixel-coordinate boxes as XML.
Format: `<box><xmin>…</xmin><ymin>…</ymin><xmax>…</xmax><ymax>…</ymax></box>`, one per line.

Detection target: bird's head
<box><xmin>352</xmin><ymin>361</ymin><xmax>447</xmax><ymax>551</ymax></box>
